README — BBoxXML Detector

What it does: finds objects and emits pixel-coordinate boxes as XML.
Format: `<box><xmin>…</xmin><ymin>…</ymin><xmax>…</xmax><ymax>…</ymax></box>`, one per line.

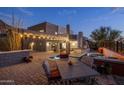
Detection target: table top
<box><xmin>56</xmin><ymin>61</ymin><xmax>99</xmax><ymax>80</ymax></box>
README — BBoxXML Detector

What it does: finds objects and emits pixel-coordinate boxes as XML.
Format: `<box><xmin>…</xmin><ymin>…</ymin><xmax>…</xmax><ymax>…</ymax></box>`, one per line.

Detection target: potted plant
<box><xmin>23</xmin><ymin>56</ymin><xmax>33</xmax><ymax>63</ymax></box>
<box><xmin>68</xmin><ymin>60</ymin><xmax>73</xmax><ymax>65</ymax></box>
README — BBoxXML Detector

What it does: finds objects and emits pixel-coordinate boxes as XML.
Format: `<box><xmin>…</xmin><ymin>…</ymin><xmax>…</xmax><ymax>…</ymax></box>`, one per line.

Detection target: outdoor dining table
<box><xmin>56</xmin><ymin>61</ymin><xmax>100</xmax><ymax>80</ymax></box>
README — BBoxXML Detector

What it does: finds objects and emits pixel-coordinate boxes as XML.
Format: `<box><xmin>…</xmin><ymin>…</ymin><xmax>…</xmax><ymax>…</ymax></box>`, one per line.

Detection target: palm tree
<box><xmin>108</xmin><ymin>30</ymin><xmax>121</xmax><ymax>41</ymax></box>
<box><xmin>90</xmin><ymin>27</ymin><xmax>121</xmax><ymax>49</ymax></box>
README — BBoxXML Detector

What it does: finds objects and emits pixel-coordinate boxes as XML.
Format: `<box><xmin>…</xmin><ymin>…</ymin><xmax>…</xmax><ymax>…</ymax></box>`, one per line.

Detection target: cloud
<box><xmin>87</xmin><ymin>8</ymin><xmax>123</xmax><ymax>22</ymax></box>
<box><xmin>0</xmin><ymin>12</ymin><xmax>12</xmax><ymax>26</ymax></box>
<box><xmin>58</xmin><ymin>9</ymin><xmax>77</xmax><ymax>16</ymax></box>
<box><xmin>17</xmin><ymin>8</ymin><xmax>33</xmax><ymax>16</ymax></box>
<box><xmin>110</xmin><ymin>7</ymin><xmax>120</xmax><ymax>14</ymax></box>
<box><xmin>0</xmin><ymin>12</ymin><xmax>11</xmax><ymax>19</ymax></box>
<box><xmin>109</xmin><ymin>7</ymin><xmax>124</xmax><ymax>16</ymax></box>
<box><xmin>95</xmin><ymin>8</ymin><xmax>121</xmax><ymax>20</ymax></box>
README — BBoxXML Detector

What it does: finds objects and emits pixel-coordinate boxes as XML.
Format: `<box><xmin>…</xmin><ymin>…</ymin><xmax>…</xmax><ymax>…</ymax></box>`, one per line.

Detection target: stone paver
<box><xmin>0</xmin><ymin>52</ymin><xmax>57</xmax><ymax>85</ymax></box>
<box><xmin>1</xmin><ymin>52</ymin><xmax>124</xmax><ymax>85</ymax></box>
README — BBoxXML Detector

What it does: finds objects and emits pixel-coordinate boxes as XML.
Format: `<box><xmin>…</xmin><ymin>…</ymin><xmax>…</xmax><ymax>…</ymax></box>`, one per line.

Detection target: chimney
<box><xmin>78</xmin><ymin>32</ymin><xmax>83</xmax><ymax>49</ymax></box>
<box><xmin>66</xmin><ymin>24</ymin><xmax>70</xmax><ymax>54</ymax></box>
<box><xmin>66</xmin><ymin>24</ymin><xmax>70</xmax><ymax>35</ymax></box>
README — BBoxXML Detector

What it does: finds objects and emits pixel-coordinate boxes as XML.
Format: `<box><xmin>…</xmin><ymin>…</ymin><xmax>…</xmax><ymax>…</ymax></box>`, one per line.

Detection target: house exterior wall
<box><xmin>28</xmin><ymin>22</ymin><xmax>59</xmax><ymax>35</ymax></box>
<box><xmin>0</xmin><ymin>20</ymin><xmax>89</xmax><ymax>52</ymax></box>
<box><xmin>28</xmin><ymin>22</ymin><xmax>46</xmax><ymax>33</ymax></box>
<box><xmin>22</xmin><ymin>36</ymin><xmax>47</xmax><ymax>52</ymax></box>
<box><xmin>45</xmin><ymin>23</ymin><xmax>58</xmax><ymax>35</ymax></box>
<box><xmin>26</xmin><ymin>22</ymin><xmax>71</xmax><ymax>52</ymax></box>
<box><xmin>58</xmin><ymin>26</ymin><xmax>67</xmax><ymax>35</ymax></box>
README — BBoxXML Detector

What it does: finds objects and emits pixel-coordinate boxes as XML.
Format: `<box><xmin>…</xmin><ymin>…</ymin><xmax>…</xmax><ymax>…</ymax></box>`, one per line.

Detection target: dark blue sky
<box><xmin>0</xmin><ymin>7</ymin><xmax>124</xmax><ymax>37</ymax></box>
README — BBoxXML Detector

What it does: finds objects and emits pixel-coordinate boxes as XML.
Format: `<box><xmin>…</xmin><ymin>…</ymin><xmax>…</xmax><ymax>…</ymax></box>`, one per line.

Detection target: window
<box><xmin>39</xmin><ymin>30</ymin><xmax>44</xmax><ymax>33</ymax></box>
<box><xmin>0</xmin><ymin>32</ymin><xmax>7</xmax><ymax>38</ymax></box>
<box><xmin>55</xmin><ymin>32</ymin><xmax>58</xmax><ymax>35</ymax></box>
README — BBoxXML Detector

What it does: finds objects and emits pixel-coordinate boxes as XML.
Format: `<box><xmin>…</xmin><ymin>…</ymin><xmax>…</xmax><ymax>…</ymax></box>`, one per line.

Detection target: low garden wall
<box><xmin>0</xmin><ymin>50</ymin><xmax>31</xmax><ymax>67</ymax></box>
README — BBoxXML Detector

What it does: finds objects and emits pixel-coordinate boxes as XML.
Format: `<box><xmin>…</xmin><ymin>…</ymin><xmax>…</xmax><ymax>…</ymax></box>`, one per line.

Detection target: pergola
<box><xmin>20</xmin><ymin>31</ymin><xmax>69</xmax><ymax>42</ymax></box>
<box><xmin>18</xmin><ymin>30</ymin><xmax>70</xmax><ymax>53</ymax></box>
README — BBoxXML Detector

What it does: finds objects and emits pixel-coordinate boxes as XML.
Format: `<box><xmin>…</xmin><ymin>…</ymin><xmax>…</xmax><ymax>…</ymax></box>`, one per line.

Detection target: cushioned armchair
<box><xmin>42</xmin><ymin>61</ymin><xmax>61</xmax><ymax>84</ymax></box>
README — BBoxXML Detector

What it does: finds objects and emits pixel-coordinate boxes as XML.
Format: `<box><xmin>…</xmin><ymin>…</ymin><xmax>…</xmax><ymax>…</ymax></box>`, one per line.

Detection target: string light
<box><xmin>33</xmin><ymin>36</ymin><xmax>36</xmax><ymax>39</ymax></box>
<box><xmin>38</xmin><ymin>36</ymin><xmax>41</xmax><ymax>39</ymax></box>
<box><xmin>27</xmin><ymin>34</ymin><xmax>30</xmax><ymax>37</ymax></box>
<box><xmin>20</xmin><ymin>34</ymin><xmax>23</xmax><ymax>38</ymax></box>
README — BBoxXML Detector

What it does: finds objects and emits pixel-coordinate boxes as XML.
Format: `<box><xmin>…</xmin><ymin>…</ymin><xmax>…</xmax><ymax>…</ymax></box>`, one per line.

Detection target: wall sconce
<box><xmin>20</xmin><ymin>34</ymin><xmax>23</xmax><ymax>38</ymax></box>
<box><xmin>55</xmin><ymin>32</ymin><xmax>58</xmax><ymax>35</ymax></box>
<box><xmin>38</xmin><ymin>36</ymin><xmax>41</xmax><ymax>39</ymax></box>
<box><xmin>46</xmin><ymin>42</ymin><xmax>49</xmax><ymax>47</ymax></box>
<box><xmin>33</xmin><ymin>36</ymin><xmax>36</xmax><ymax>39</ymax></box>
<box><xmin>31</xmin><ymin>42</ymin><xmax>34</xmax><ymax>46</ymax></box>
<box><xmin>72</xmin><ymin>42</ymin><xmax>76</xmax><ymax>46</ymax></box>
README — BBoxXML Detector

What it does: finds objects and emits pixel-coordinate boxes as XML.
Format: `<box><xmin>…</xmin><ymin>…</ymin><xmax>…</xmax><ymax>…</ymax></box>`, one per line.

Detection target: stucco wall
<box><xmin>28</xmin><ymin>22</ymin><xmax>46</xmax><ymax>32</ymax></box>
<box><xmin>45</xmin><ymin>23</ymin><xmax>58</xmax><ymax>35</ymax></box>
<box><xmin>22</xmin><ymin>37</ymin><xmax>46</xmax><ymax>52</ymax></box>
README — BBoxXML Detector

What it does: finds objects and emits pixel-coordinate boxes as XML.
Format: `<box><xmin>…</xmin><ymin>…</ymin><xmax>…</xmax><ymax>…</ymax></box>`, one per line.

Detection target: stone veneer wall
<box><xmin>0</xmin><ymin>50</ymin><xmax>31</xmax><ymax>67</ymax></box>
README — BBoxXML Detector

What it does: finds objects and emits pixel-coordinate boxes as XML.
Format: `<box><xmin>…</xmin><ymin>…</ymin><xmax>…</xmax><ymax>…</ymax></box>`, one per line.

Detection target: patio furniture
<box><xmin>60</xmin><ymin>53</ymin><xmax>69</xmax><ymax>58</ymax></box>
<box><xmin>23</xmin><ymin>56</ymin><xmax>33</xmax><ymax>63</ymax></box>
<box><xmin>80</xmin><ymin>56</ymin><xmax>94</xmax><ymax>67</ymax></box>
<box><xmin>93</xmin><ymin>57</ymin><xmax>124</xmax><ymax>76</ymax></box>
<box><xmin>42</xmin><ymin>61</ymin><xmax>61</xmax><ymax>84</ymax></box>
<box><xmin>56</xmin><ymin>61</ymin><xmax>99</xmax><ymax>84</ymax></box>
<box><xmin>69</xmin><ymin>54</ymin><xmax>81</xmax><ymax>62</ymax></box>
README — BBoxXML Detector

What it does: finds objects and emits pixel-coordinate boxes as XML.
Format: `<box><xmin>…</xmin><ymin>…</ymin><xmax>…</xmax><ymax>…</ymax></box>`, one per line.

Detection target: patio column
<box><xmin>66</xmin><ymin>41</ymin><xmax>70</xmax><ymax>54</ymax></box>
<box><xmin>78</xmin><ymin>32</ymin><xmax>83</xmax><ymax>49</ymax></box>
<box><xmin>66</xmin><ymin>24</ymin><xmax>70</xmax><ymax>54</ymax></box>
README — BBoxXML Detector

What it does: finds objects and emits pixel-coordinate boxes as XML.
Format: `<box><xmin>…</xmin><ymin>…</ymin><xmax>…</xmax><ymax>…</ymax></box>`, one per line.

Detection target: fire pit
<box><xmin>48</xmin><ymin>54</ymin><xmax>69</xmax><ymax>61</ymax></box>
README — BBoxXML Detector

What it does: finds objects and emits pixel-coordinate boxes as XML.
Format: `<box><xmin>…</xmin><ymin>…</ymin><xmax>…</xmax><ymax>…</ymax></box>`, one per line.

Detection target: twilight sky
<box><xmin>0</xmin><ymin>7</ymin><xmax>124</xmax><ymax>37</ymax></box>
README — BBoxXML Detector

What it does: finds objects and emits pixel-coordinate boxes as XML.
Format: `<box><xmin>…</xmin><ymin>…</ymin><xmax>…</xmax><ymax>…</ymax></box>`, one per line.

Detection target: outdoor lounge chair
<box><xmin>42</xmin><ymin>61</ymin><xmax>61</xmax><ymax>84</ymax></box>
